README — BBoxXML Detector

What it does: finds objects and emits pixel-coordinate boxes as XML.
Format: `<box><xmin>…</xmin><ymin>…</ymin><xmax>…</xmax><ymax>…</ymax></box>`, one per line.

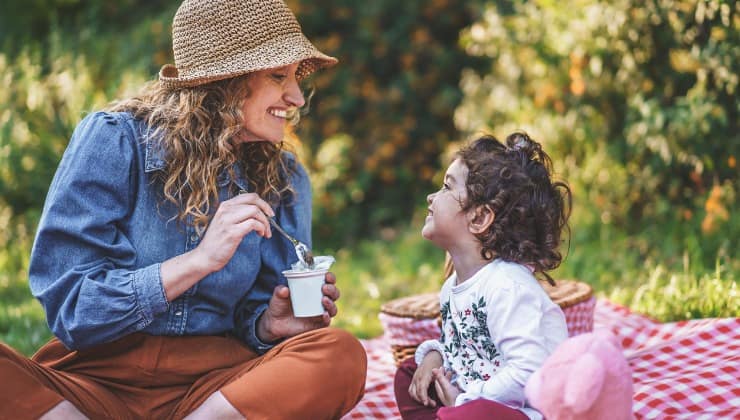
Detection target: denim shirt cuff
<box><xmin>244</xmin><ymin>303</ymin><xmax>282</xmax><ymax>355</ymax></box>
<box><xmin>131</xmin><ymin>263</ymin><xmax>169</xmax><ymax>328</ymax></box>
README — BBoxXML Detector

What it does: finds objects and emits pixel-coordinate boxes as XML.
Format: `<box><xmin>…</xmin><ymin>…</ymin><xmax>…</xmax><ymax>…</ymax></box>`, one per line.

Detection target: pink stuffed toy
<box><xmin>525</xmin><ymin>329</ymin><xmax>635</xmax><ymax>420</ymax></box>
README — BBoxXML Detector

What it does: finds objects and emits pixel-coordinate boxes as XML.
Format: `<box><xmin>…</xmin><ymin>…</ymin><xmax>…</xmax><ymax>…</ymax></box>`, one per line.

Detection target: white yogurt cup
<box><xmin>282</xmin><ymin>256</ymin><xmax>335</xmax><ymax>317</ymax></box>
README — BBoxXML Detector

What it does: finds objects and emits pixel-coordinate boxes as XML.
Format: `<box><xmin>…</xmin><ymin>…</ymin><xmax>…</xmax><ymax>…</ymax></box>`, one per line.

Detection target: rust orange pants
<box><xmin>0</xmin><ymin>328</ymin><xmax>367</xmax><ymax>419</ymax></box>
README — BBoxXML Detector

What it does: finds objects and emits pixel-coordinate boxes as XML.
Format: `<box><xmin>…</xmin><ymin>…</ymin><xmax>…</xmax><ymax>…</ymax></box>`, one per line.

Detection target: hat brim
<box><xmin>159</xmin><ymin>32</ymin><xmax>337</xmax><ymax>88</ymax></box>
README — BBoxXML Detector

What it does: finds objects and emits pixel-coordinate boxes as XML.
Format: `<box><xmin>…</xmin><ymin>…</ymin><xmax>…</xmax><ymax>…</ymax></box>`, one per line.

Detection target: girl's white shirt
<box><xmin>415</xmin><ymin>259</ymin><xmax>567</xmax><ymax>419</ymax></box>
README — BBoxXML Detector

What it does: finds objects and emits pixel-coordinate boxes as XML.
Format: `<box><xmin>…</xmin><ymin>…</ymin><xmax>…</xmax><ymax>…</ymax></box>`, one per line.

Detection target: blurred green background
<box><xmin>1</xmin><ymin>0</ymin><xmax>737</xmax><ymax>355</ymax></box>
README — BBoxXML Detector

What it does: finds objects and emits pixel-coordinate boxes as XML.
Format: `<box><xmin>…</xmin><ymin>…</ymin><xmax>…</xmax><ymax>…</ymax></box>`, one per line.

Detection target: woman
<box><xmin>0</xmin><ymin>0</ymin><xmax>367</xmax><ymax>418</ymax></box>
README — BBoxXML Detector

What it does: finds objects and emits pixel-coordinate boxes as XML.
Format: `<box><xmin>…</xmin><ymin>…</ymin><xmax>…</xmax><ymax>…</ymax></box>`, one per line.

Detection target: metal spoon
<box><xmin>237</xmin><ymin>189</ymin><xmax>315</xmax><ymax>268</ymax></box>
<box><xmin>267</xmin><ymin>217</ymin><xmax>315</xmax><ymax>268</ymax></box>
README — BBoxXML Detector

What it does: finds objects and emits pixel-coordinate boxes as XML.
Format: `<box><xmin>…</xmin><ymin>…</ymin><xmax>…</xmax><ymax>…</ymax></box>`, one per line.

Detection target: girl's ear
<box><xmin>468</xmin><ymin>205</ymin><xmax>494</xmax><ymax>234</ymax></box>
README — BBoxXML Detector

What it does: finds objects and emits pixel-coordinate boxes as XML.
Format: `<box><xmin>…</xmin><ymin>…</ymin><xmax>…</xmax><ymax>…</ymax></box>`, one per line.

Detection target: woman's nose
<box><xmin>427</xmin><ymin>192</ymin><xmax>435</xmax><ymax>204</ymax></box>
<box><xmin>285</xmin><ymin>78</ymin><xmax>305</xmax><ymax>108</ymax></box>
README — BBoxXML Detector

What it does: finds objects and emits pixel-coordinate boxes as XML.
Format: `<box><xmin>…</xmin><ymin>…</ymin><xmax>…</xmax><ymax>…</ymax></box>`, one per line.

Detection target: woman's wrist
<box><xmin>256</xmin><ymin>311</ymin><xmax>281</xmax><ymax>343</ymax></box>
<box><xmin>161</xmin><ymin>248</ymin><xmax>214</xmax><ymax>301</ymax></box>
<box><xmin>186</xmin><ymin>246</ymin><xmax>218</xmax><ymax>276</ymax></box>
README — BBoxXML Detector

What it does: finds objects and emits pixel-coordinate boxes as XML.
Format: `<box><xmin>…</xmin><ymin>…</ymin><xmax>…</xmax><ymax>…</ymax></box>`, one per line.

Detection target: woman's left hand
<box><xmin>256</xmin><ymin>272</ymin><xmax>340</xmax><ymax>342</ymax></box>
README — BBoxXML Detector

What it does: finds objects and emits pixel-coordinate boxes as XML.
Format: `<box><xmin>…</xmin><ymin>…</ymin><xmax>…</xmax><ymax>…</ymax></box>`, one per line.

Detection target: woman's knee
<box><xmin>0</xmin><ymin>342</ymin><xmax>30</xmax><ymax>371</ymax></box>
<box><xmin>318</xmin><ymin>328</ymin><xmax>367</xmax><ymax>374</ymax></box>
<box><xmin>0</xmin><ymin>342</ymin><xmax>21</xmax><ymax>359</ymax></box>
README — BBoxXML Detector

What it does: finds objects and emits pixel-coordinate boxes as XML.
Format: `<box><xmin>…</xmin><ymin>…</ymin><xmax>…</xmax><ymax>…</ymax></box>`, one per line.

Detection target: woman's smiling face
<box><xmin>238</xmin><ymin>62</ymin><xmax>305</xmax><ymax>144</ymax></box>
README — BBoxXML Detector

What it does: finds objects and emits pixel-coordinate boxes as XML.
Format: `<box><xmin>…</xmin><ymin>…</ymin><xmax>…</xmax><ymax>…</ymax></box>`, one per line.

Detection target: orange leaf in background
<box><xmin>373</xmin><ymin>43</ymin><xmax>387</xmax><ymax>58</ymax></box>
<box><xmin>400</xmin><ymin>53</ymin><xmax>415</xmax><ymax>70</ymax></box>
<box><xmin>705</xmin><ymin>185</ymin><xmax>722</xmax><ymax>206</ymax></box>
<box><xmin>323</xmin><ymin>33</ymin><xmax>342</xmax><ymax>52</ymax></box>
<box><xmin>570</xmin><ymin>78</ymin><xmax>585</xmax><ymax>96</ymax></box>
<box><xmin>361</xmin><ymin>79</ymin><xmax>379</xmax><ymax>100</ymax></box>
<box><xmin>365</xmin><ymin>156</ymin><xmax>378</xmax><ymax>172</ymax></box>
<box><xmin>432</xmin><ymin>0</ymin><xmax>450</xmax><ymax>9</ymax></box>
<box><xmin>710</xmin><ymin>27</ymin><xmax>727</xmax><ymax>41</ymax></box>
<box><xmin>554</xmin><ymin>100</ymin><xmax>565</xmax><ymax>113</ymax></box>
<box><xmin>729</xmin><ymin>156</ymin><xmax>736</xmax><ymax>169</ymax></box>
<box><xmin>379</xmin><ymin>142</ymin><xmax>396</xmax><ymax>159</ymax></box>
<box><xmin>689</xmin><ymin>171</ymin><xmax>703</xmax><ymax>187</ymax></box>
<box><xmin>669</xmin><ymin>49</ymin><xmax>700</xmax><ymax>73</ymax></box>
<box><xmin>534</xmin><ymin>82</ymin><xmax>557</xmax><ymax>108</ymax></box>
<box><xmin>412</xmin><ymin>28</ymin><xmax>431</xmax><ymax>44</ymax></box>
<box><xmin>701</xmin><ymin>214</ymin><xmax>716</xmax><ymax>234</ymax></box>
<box><xmin>702</xmin><ymin>185</ymin><xmax>729</xmax><ymax>235</ymax></box>
<box><xmin>641</xmin><ymin>79</ymin><xmax>654</xmax><ymax>92</ymax></box>
<box><xmin>380</xmin><ymin>168</ymin><xmax>396</xmax><ymax>183</ymax></box>
<box><xmin>569</xmin><ymin>51</ymin><xmax>586</xmax><ymax>69</ymax></box>
<box><xmin>420</xmin><ymin>166</ymin><xmax>435</xmax><ymax>181</ymax></box>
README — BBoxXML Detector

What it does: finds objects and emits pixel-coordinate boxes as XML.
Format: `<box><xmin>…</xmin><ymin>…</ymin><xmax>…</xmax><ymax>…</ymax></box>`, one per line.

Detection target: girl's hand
<box><xmin>409</xmin><ymin>351</ymin><xmax>443</xmax><ymax>407</ymax></box>
<box><xmin>432</xmin><ymin>367</ymin><xmax>461</xmax><ymax>407</ymax></box>
<box><xmin>257</xmin><ymin>272</ymin><xmax>340</xmax><ymax>342</ymax></box>
<box><xmin>195</xmin><ymin>192</ymin><xmax>275</xmax><ymax>273</ymax></box>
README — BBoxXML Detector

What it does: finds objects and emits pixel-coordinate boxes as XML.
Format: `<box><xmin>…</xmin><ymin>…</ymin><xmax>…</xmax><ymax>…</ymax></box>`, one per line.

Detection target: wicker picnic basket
<box><xmin>379</xmin><ymin>256</ymin><xmax>595</xmax><ymax>366</ymax></box>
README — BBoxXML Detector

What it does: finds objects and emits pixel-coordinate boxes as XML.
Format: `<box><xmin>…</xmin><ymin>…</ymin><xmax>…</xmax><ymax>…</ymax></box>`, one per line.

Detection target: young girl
<box><xmin>394</xmin><ymin>133</ymin><xmax>572</xmax><ymax>420</ymax></box>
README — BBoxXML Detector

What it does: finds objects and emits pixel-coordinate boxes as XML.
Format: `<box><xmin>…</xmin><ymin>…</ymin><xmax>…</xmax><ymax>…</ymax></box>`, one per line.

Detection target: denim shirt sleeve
<box><xmin>29</xmin><ymin>112</ymin><xmax>169</xmax><ymax>350</ymax></box>
<box><xmin>233</xmin><ymin>155</ymin><xmax>312</xmax><ymax>354</ymax></box>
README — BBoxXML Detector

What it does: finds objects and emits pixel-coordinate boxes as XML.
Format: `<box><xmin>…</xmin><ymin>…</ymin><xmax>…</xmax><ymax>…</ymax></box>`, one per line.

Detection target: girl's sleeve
<box><xmin>414</xmin><ymin>279</ymin><xmax>452</xmax><ymax>368</ymax></box>
<box><xmin>29</xmin><ymin>112</ymin><xmax>169</xmax><ymax>350</ymax></box>
<box><xmin>414</xmin><ymin>339</ymin><xmax>448</xmax><ymax>368</ymax></box>
<box><xmin>233</xmin><ymin>154</ymin><xmax>312</xmax><ymax>353</ymax></box>
<box><xmin>455</xmin><ymin>280</ymin><xmax>552</xmax><ymax>408</ymax></box>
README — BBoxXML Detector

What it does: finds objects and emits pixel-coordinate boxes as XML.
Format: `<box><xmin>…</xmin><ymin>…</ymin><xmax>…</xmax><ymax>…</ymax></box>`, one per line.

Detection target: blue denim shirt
<box><xmin>29</xmin><ymin>111</ymin><xmax>311</xmax><ymax>352</ymax></box>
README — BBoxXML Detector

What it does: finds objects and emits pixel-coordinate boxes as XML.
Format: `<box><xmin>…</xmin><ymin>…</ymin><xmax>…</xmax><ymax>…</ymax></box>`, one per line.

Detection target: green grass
<box><xmin>608</xmin><ymin>261</ymin><xmax>738</xmax><ymax>322</ymax></box>
<box><xmin>0</xmin><ymin>215</ymin><xmax>54</xmax><ymax>356</ymax></box>
<box><xmin>0</xmin><ymin>278</ymin><xmax>52</xmax><ymax>356</ymax></box>
<box><xmin>1</xmin><ymin>216</ymin><xmax>737</xmax><ymax>356</ymax></box>
<box><xmin>328</xmin><ymin>219</ymin><xmax>738</xmax><ymax>338</ymax></box>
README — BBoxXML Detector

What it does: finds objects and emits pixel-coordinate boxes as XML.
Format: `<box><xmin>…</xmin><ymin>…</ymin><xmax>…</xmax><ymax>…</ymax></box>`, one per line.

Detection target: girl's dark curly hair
<box><xmin>457</xmin><ymin>132</ymin><xmax>572</xmax><ymax>285</ymax></box>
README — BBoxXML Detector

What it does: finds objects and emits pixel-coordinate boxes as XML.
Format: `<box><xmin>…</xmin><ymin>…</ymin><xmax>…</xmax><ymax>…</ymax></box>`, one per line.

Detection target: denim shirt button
<box><xmin>175</xmin><ymin>311</ymin><xmax>183</xmax><ymax>316</ymax></box>
<box><xmin>189</xmin><ymin>234</ymin><xmax>198</xmax><ymax>243</ymax></box>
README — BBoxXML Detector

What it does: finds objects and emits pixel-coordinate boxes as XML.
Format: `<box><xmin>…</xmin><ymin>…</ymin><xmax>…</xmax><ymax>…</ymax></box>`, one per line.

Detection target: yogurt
<box><xmin>288</xmin><ymin>255</ymin><xmax>335</xmax><ymax>272</ymax></box>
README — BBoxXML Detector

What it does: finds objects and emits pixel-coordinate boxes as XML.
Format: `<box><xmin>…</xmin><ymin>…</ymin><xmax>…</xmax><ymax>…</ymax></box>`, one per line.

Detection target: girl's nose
<box><xmin>427</xmin><ymin>192</ymin><xmax>436</xmax><ymax>204</ymax></box>
<box><xmin>285</xmin><ymin>78</ymin><xmax>305</xmax><ymax>108</ymax></box>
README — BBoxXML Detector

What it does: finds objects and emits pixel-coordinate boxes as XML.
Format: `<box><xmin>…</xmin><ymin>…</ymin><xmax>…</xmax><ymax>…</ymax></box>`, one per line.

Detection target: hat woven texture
<box><xmin>159</xmin><ymin>0</ymin><xmax>337</xmax><ymax>88</ymax></box>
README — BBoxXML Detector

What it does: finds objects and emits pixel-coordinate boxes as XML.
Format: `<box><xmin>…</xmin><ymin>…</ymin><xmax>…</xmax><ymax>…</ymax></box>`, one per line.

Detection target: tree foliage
<box><xmin>0</xmin><ymin>0</ymin><xmax>737</xmax><ymax>260</ymax></box>
<box><xmin>455</xmin><ymin>0</ymin><xmax>738</xmax><ymax>264</ymax></box>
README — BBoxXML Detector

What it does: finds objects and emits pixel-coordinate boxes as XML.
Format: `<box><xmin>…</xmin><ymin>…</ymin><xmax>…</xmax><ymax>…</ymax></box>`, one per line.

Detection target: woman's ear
<box><xmin>468</xmin><ymin>205</ymin><xmax>494</xmax><ymax>234</ymax></box>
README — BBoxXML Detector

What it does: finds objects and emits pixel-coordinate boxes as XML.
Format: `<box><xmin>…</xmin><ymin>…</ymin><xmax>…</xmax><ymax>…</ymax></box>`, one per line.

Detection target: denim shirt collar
<box><xmin>143</xmin><ymin>134</ymin><xmax>250</xmax><ymax>191</ymax></box>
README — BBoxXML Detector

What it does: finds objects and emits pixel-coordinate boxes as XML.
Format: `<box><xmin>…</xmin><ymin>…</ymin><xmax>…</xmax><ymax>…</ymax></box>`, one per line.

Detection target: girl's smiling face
<box><xmin>422</xmin><ymin>158</ymin><xmax>470</xmax><ymax>248</ymax></box>
<box><xmin>238</xmin><ymin>63</ymin><xmax>305</xmax><ymax>144</ymax></box>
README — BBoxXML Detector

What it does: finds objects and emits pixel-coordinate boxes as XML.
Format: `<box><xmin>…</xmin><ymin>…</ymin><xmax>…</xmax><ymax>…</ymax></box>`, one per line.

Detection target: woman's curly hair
<box><xmin>457</xmin><ymin>132</ymin><xmax>572</xmax><ymax>285</ymax></box>
<box><xmin>108</xmin><ymin>75</ymin><xmax>302</xmax><ymax>234</ymax></box>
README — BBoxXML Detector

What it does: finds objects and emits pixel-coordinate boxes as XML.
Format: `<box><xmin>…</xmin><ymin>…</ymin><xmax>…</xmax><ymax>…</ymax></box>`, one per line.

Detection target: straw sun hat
<box><xmin>159</xmin><ymin>0</ymin><xmax>338</xmax><ymax>88</ymax></box>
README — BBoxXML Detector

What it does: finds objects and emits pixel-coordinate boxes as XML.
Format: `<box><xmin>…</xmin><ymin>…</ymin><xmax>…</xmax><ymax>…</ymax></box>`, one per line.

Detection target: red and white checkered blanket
<box><xmin>343</xmin><ymin>299</ymin><xmax>740</xmax><ymax>419</ymax></box>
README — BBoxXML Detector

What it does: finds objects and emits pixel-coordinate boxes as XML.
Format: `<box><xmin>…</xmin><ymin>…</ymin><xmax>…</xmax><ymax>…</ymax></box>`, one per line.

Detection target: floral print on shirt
<box><xmin>440</xmin><ymin>295</ymin><xmax>503</xmax><ymax>386</ymax></box>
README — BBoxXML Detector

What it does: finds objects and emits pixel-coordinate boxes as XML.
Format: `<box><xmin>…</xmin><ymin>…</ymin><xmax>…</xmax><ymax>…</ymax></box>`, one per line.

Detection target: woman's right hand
<box><xmin>409</xmin><ymin>351</ymin><xmax>444</xmax><ymax>407</ymax></box>
<box><xmin>195</xmin><ymin>192</ymin><xmax>275</xmax><ymax>273</ymax></box>
<box><xmin>161</xmin><ymin>193</ymin><xmax>275</xmax><ymax>303</ymax></box>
